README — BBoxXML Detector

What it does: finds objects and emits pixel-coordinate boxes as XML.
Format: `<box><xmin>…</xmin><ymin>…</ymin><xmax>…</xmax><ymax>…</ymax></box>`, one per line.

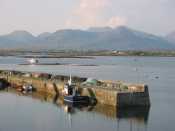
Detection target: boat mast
<box><xmin>68</xmin><ymin>73</ymin><xmax>72</xmax><ymax>86</ymax></box>
<box><xmin>68</xmin><ymin>65</ymin><xmax>72</xmax><ymax>86</ymax></box>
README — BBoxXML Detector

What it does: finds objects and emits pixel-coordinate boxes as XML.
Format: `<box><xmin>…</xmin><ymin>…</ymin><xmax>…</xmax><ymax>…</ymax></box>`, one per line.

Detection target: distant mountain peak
<box><xmin>115</xmin><ymin>26</ymin><xmax>129</xmax><ymax>30</ymax></box>
<box><xmin>166</xmin><ymin>31</ymin><xmax>175</xmax><ymax>44</ymax></box>
<box><xmin>114</xmin><ymin>26</ymin><xmax>133</xmax><ymax>32</ymax></box>
<box><xmin>9</xmin><ymin>30</ymin><xmax>34</xmax><ymax>36</ymax></box>
<box><xmin>88</xmin><ymin>26</ymin><xmax>133</xmax><ymax>34</ymax></box>
<box><xmin>38</xmin><ymin>32</ymin><xmax>51</xmax><ymax>38</ymax></box>
<box><xmin>2</xmin><ymin>30</ymin><xmax>36</xmax><ymax>44</ymax></box>
<box><xmin>88</xmin><ymin>26</ymin><xmax>113</xmax><ymax>32</ymax></box>
<box><xmin>167</xmin><ymin>31</ymin><xmax>175</xmax><ymax>38</ymax></box>
<box><xmin>0</xmin><ymin>26</ymin><xmax>174</xmax><ymax>50</ymax></box>
<box><xmin>54</xmin><ymin>29</ymin><xmax>84</xmax><ymax>34</ymax></box>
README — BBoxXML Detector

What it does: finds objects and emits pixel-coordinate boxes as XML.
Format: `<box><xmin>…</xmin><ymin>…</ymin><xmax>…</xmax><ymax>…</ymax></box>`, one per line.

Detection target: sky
<box><xmin>0</xmin><ymin>0</ymin><xmax>174</xmax><ymax>36</ymax></box>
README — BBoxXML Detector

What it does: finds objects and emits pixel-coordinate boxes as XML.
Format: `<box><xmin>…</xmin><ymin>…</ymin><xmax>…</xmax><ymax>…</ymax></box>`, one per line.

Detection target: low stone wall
<box><xmin>0</xmin><ymin>70</ymin><xmax>150</xmax><ymax>107</ymax></box>
<box><xmin>79</xmin><ymin>85</ymin><xmax>150</xmax><ymax>107</ymax></box>
<box><xmin>80</xmin><ymin>87</ymin><xmax>117</xmax><ymax>106</ymax></box>
<box><xmin>116</xmin><ymin>85</ymin><xmax>150</xmax><ymax>107</ymax></box>
<box><xmin>7</xmin><ymin>76</ymin><xmax>57</xmax><ymax>95</ymax></box>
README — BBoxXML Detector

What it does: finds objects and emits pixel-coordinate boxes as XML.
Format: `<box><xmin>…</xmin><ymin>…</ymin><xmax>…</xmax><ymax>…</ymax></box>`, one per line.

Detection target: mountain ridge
<box><xmin>166</xmin><ymin>31</ymin><xmax>175</xmax><ymax>44</ymax></box>
<box><xmin>0</xmin><ymin>26</ymin><xmax>175</xmax><ymax>50</ymax></box>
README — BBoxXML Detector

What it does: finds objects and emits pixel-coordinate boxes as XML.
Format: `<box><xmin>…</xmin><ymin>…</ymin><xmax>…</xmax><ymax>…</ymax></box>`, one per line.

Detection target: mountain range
<box><xmin>0</xmin><ymin>26</ymin><xmax>175</xmax><ymax>51</ymax></box>
<box><xmin>166</xmin><ymin>31</ymin><xmax>175</xmax><ymax>44</ymax></box>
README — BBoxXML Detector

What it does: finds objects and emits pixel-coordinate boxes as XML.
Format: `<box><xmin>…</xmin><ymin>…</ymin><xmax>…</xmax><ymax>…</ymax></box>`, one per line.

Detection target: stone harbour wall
<box><xmin>0</xmin><ymin>70</ymin><xmax>150</xmax><ymax>107</ymax></box>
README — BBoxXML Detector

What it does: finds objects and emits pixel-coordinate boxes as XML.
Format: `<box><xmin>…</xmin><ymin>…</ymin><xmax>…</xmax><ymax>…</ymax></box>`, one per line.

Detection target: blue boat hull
<box><xmin>64</xmin><ymin>95</ymin><xmax>89</xmax><ymax>103</ymax></box>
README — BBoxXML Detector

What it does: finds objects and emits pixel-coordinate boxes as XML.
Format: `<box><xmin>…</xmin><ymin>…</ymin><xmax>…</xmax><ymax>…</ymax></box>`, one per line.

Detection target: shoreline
<box><xmin>19</xmin><ymin>63</ymin><xmax>98</xmax><ymax>66</ymax></box>
<box><xmin>1</xmin><ymin>50</ymin><xmax>175</xmax><ymax>58</ymax></box>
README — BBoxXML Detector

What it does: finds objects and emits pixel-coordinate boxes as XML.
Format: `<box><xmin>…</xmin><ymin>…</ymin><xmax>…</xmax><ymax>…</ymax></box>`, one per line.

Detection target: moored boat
<box><xmin>0</xmin><ymin>78</ymin><xmax>9</xmax><ymax>90</ymax></box>
<box><xmin>63</xmin><ymin>74</ymin><xmax>89</xmax><ymax>104</ymax></box>
<box><xmin>28</xmin><ymin>58</ymin><xmax>39</xmax><ymax>65</ymax></box>
<box><xmin>22</xmin><ymin>84</ymin><xmax>34</xmax><ymax>92</ymax></box>
<box><xmin>64</xmin><ymin>95</ymin><xmax>89</xmax><ymax>103</ymax></box>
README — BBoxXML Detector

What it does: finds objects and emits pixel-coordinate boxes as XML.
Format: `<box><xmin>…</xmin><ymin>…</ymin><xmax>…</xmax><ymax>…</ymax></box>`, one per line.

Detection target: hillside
<box><xmin>166</xmin><ymin>31</ymin><xmax>175</xmax><ymax>44</ymax></box>
<box><xmin>0</xmin><ymin>26</ymin><xmax>174</xmax><ymax>50</ymax></box>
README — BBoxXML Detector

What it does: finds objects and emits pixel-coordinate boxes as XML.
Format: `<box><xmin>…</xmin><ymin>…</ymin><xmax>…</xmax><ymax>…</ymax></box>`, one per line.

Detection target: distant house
<box><xmin>23</xmin><ymin>73</ymin><xmax>32</xmax><ymax>78</ymax></box>
<box><xmin>32</xmin><ymin>73</ymin><xmax>51</xmax><ymax>79</ymax></box>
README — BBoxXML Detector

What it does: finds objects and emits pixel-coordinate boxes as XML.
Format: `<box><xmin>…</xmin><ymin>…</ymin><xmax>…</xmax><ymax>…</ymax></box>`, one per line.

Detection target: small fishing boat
<box><xmin>64</xmin><ymin>95</ymin><xmax>89</xmax><ymax>103</ymax></box>
<box><xmin>0</xmin><ymin>78</ymin><xmax>9</xmax><ymax>90</ymax></box>
<box><xmin>63</xmin><ymin>74</ymin><xmax>89</xmax><ymax>104</ymax></box>
<box><xmin>22</xmin><ymin>84</ymin><xmax>34</xmax><ymax>92</ymax></box>
<box><xmin>28</xmin><ymin>58</ymin><xmax>39</xmax><ymax>65</ymax></box>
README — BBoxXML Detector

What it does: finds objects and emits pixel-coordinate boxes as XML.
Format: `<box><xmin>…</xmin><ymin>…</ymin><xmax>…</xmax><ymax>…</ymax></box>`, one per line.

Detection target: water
<box><xmin>0</xmin><ymin>56</ymin><xmax>175</xmax><ymax>131</ymax></box>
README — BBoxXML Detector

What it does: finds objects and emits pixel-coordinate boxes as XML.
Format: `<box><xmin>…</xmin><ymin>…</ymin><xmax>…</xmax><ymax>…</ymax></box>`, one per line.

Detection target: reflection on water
<box><xmin>2</xmin><ymin>56</ymin><xmax>174</xmax><ymax>131</ymax></box>
<box><xmin>3</xmin><ymin>88</ymin><xmax>150</xmax><ymax>125</ymax></box>
<box><xmin>117</xmin><ymin>107</ymin><xmax>149</xmax><ymax>123</ymax></box>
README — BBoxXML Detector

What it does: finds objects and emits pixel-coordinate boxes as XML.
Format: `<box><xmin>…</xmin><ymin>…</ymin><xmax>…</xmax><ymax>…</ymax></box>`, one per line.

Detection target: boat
<box><xmin>63</xmin><ymin>74</ymin><xmax>89</xmax><ymax>104</ymax></box>
<box><xmin>64</xmin><ymin>95</ymin><xmax>89</xmax><ymax>103</ymax></box>
<box><xmin>0</xmin><ymin>78</ymin><xmax>9</xmax><ymax>90</ymax></box>
<box><xmin>22</xmin><ymin>84</ymin><xmax>34</xmax><ymax>92</ymax></box>
<box><xmin>28</xmin><ymin>58</ymin><xmax>39</xmax><ymax>65</ymax></box>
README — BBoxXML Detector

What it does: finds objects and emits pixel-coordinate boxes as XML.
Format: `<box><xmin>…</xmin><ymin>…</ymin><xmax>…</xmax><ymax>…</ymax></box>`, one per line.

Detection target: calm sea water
<box><xmin>0</xmin><ymin>56</ymin><xmax>175</xmax><ymax>131</ymax></box>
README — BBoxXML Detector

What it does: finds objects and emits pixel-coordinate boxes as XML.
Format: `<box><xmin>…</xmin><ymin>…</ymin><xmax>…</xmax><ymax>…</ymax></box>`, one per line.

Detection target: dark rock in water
<box><xmin>155</xmin><ymin>76</ymin><xmax>159</xmax><ymax>79</ymax></box>
<box><xmin>0</xmin><ymin>78</ymin><xmax>9</xmax><ymax>89</ymax></box>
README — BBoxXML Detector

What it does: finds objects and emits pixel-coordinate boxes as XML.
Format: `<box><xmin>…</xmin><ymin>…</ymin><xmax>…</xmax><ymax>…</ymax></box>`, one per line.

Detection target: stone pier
<box><xmin>0</xmin><ymin>70</ymin><xmax>150</xmax><ymax>107</ymax></box>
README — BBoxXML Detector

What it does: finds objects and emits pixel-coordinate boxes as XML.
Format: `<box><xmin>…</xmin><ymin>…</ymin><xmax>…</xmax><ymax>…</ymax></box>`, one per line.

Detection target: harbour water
<box><xmin>0</xmin><ymin>56</ymin><xmax>175</xmax><ymax>131</ymax></box>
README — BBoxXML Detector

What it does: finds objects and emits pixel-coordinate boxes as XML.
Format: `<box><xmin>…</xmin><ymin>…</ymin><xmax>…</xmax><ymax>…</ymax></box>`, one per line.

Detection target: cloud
<box><xmin>65</xmin><ymin>0</ymin><xmax>126</xmax><ymax>28</ymax></box>
<box><xmin>77</xmin><ymin>0</ymin><xmax>109</xmax><ymax>13</ymax></box>
<box><xmin>106</xmin><ymin>16</ymin><xmax>126</xmax><ymax>27</ymax></box>
<box><xmin>72</xmin><ymin>0</ymin><xmax>109</xmax><ymax>27</ymax></box>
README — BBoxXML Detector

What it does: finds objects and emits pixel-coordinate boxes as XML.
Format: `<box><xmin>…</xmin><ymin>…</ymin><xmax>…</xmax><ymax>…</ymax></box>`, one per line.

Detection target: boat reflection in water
<box><xmin>3</xmin><ymin>88</ymin><xmax>150</xmax><ymax>128</ymax></box>
<box><xmin>60</xmin><ymin>97</ymin><xmax>150</xmax><ymax>130</ymax></box>
<box><xmin>35</xmin><ymin>90</ymin><xmax>150</xmax><ymax>123</ymax></box>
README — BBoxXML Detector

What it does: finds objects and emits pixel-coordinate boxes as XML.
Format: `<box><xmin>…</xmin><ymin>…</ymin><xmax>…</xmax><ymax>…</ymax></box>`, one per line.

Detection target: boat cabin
<box><xmin>64</xmin><ymin>84</ymin><xmax>76</xmax><ymax>96</ymax></box>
